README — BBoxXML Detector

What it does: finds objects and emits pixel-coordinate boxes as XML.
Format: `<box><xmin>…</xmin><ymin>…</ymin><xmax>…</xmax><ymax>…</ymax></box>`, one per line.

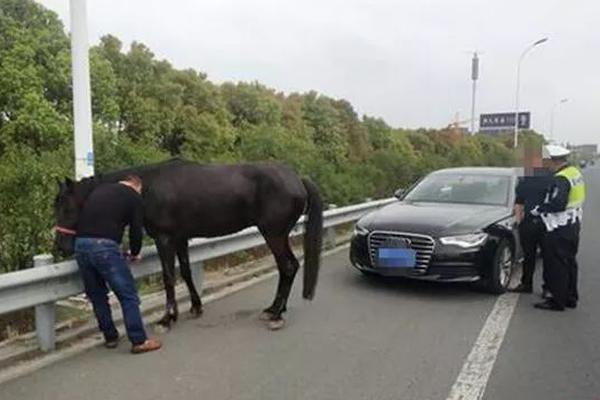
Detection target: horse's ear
<box><xmin>56</xmin><ymin>177</ymin><xmax>62</xmax><ymax>189</ymax></box>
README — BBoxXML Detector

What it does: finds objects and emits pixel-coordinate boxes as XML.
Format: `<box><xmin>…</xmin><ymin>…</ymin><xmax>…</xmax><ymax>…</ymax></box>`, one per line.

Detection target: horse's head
<box><xmin>53</xmin><ymin>177</ymin><xmax>96</xmax><ymax>257</ymax></box>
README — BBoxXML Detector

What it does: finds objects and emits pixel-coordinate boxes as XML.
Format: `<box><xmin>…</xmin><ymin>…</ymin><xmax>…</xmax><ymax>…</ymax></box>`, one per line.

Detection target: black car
<box><xmin>350</xmin><ymin>167</ymin><xmax>522</xmax><ymax>293</ymax></box>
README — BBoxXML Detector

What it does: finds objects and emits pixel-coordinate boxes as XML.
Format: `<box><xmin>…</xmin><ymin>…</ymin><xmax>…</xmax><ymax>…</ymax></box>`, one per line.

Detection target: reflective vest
<box><xmin>540</xmin><ymin>166</ymin><xmax>586</xmax><ymax>232</ymax></box>
<box><xmin>556</xmin><ymin>166</ymin><xmax>586</xmax><ymax>208</ymax></box>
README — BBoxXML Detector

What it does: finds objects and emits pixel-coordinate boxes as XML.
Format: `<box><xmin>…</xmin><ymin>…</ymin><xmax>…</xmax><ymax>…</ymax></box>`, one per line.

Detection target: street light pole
<box><xmin>513</xmin><ymin>37</ymin><xmax>548</xmax><ymax>148</ymax></box>
<box><xmin>550</xmin><ymin>98</ymin><xmax>568</xmax><ymax>141</ymax></box>
<box><xmin>470</xmin><ymin>52</ymin><xmax>479</xmax><ymax>135</ymax></box>
<box><xmin>70</xmin><ymin>0</ymin><xmax>95</xmax><ymax>180</ymax></box>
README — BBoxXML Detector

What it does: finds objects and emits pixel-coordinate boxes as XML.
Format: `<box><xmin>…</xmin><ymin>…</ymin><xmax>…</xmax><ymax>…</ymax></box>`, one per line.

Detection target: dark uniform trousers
<box><xmin>518</xmin><ymin>217</ymin><xmax>545</xmax><ymax>288</ymax></box>
<box><xmin>541</xmin><ymin>221</ymin><xmax>580</xmax><ymax>307</ymax></box>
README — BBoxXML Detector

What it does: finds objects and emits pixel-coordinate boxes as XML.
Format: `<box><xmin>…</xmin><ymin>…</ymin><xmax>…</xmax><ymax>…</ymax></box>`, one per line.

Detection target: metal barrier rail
<box><xmin>0</xmin><ymin>198</ymin><xmax>394</xmax><ymax>351</ymax></box>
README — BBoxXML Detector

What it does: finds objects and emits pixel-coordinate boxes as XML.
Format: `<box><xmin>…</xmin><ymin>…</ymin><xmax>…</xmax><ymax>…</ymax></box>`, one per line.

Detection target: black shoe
<box><xmin>534</xmin><ymin>300</ymin><xmax>565</xmax><ymax>311</ymax></box>
<box><xmin>509</xmin><ymin>284</ymin><xmax>533</xmax><ymax>293</ymax></box>
<box><xmin>104</xmin><ymin>336</ymin><xmax>120</xmax><ymax>349</ymax></box>
<box><xmin>565</xmin><ymin>301</ymin><xmax>577</xmax><ymax>309</ymax></box>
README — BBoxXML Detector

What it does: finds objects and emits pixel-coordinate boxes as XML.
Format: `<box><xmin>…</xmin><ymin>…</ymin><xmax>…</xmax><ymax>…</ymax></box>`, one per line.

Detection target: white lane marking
<box><xmin>446</xmin><ymin>292</ymin><xmax>520</xmax><ymax>400</ymax></box>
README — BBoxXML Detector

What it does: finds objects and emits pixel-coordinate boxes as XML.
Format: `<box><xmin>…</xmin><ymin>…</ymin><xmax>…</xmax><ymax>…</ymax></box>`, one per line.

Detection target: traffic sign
<box><xmin>479</xmin><ymin>112</ymin><xmax>531</xmax><ymax>130</ymax></box>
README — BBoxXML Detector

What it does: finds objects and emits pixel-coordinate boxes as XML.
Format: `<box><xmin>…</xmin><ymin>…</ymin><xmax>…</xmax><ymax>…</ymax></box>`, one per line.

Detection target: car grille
<box><xmin>368</xmin><ymin>231</ymin><xmax>435</xmax><ymax>273</ymax></box>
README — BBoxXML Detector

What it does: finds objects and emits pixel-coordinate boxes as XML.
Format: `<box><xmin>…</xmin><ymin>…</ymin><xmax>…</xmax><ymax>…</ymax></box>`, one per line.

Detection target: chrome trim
<box><xmin>368</xmin><ymin>230</ymin><xmax>436</xmax><ymax>272</ymax></box>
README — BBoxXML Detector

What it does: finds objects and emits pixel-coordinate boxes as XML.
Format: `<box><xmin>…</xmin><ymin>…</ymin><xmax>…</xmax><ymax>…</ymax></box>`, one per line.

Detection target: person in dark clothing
<box><xmin>533</xmin><ymin>145</ymin><xmax>585</xmax><ymax>311</ymax></box>
<box><xmin>75</xmin><ymin>175</ymin><xmax>162</xmax><ymax>353</ymax></box>
<box><xmin>510</xmin><ymin>170</ymin><xmax>552</xmax><ymax>294</ymax></box>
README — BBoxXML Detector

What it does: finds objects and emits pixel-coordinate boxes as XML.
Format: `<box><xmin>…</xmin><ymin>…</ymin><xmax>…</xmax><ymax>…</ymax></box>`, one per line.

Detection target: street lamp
<box><xmin>513</xmin><ymin>37</ymin><xmax>549</xmax><ymax>148</ymax></box>
<box><xmin>550</xmin><ymin>98</ymin><xmax>569</xmax><ymax>140</ymax></box>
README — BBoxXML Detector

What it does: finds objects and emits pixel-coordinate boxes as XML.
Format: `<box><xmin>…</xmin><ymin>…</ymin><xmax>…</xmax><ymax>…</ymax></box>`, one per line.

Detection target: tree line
<box><xmin>0</xmin><ymin>0</ymin><xmax>542</xmax><ymax>272</ymax></box>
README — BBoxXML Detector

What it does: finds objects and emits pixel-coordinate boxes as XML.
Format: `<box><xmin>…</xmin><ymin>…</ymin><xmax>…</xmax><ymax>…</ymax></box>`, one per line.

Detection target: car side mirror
<box><xmin>394</xmin><ymin>188</ymin><xmax>405</xmax><ymax>199</ymax></box>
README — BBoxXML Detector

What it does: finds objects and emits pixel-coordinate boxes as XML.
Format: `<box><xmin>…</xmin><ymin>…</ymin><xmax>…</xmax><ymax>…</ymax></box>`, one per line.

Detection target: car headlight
<box><xmin>439</xmin><ymin>233</ymin><xmax>488</xmax><ymax>248</ymax></box>
<box><xmin>353</xmin><ymin>225</ymin><xmax>369</xmax><ymax>236</ymax></box>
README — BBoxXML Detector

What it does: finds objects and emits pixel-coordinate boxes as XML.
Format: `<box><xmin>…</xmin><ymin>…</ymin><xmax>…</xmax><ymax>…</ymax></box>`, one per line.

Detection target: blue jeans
<box><xmin>74</xmin><ymin>238</ymin><xmax>147</xmax><ymax>345</ymax></box>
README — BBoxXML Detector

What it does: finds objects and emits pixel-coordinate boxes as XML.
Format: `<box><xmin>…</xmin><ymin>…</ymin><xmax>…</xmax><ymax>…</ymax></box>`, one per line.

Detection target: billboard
<box><xmin>479</xmin><ymin>112</ymin><xmax>531</xmax><ymax>131</ymax></box>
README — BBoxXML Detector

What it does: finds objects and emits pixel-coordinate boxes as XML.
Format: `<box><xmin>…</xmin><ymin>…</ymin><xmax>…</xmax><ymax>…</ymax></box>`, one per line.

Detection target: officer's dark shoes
<box><xmin>565</xmin><ymin>301</ymin><xmax>577</xmax><ymax>309</ymax></box>
<box><xmin>509</xmin><ymin>284</ymin><xmax>533</xmax><ymax>293</ymax></box>
<box><xmin>534</xmin><ymin>300</ymin><xmax>565</xmax><ymax>311</ymax></box>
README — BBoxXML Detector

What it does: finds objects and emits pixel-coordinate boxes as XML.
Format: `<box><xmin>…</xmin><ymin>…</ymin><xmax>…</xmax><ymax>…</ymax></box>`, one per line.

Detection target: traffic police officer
<box><xmin>533</xmin><ymin>144</ymin><xmax>586</xmax><ymax>311</ymax></box>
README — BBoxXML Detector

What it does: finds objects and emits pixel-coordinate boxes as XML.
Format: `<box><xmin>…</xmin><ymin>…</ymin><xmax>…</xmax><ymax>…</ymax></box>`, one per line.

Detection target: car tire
<box><xmin>484</xmin><ymin>239</ymin><xmax>514</xmax><ymax>294</ymax></box>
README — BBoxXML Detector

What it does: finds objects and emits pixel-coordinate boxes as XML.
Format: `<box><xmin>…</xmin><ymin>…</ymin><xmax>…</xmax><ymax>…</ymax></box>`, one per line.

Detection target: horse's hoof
<box><xmin>153</xmin><ymin>324</ymin><xmax>169</xmax><ymax>335</ymax></box>
<box><xmin>157</xmin><ymin>318</ymin><xmax>171</xmax><ymax>329</ymax></box>
<box><xmin>267</xmin><ymin>319</ymin><xmax>285</xmax><ymax>331</ymax></box>
<box><xmin>158</xmin><ymin>313</ymin><xmax>177</xmax><ymax>328</ymax></box>
<box><xmin>259</xmin><ymin>311</ymin><xmax>274</xmax><ymax>321</ymax></box>
<box><xmin>190</xmin><ymin>305</ymin><xmax>203</xmax><ymax>318</ymax></box>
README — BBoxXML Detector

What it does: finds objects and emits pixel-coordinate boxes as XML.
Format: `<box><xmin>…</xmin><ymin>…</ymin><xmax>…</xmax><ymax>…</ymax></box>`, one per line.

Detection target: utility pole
<box><xmin>470</xmin><ymin>52</ymin><xmax>479</xmax><ymax>135</ymax></box>
<box><xmin>70</xmin><ymin>0</ymin><xmax>95</xmax><ymax>179</ymax></box>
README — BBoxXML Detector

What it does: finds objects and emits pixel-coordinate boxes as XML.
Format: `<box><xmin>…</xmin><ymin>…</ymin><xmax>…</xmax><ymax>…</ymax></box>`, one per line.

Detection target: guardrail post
<box><xmin>34</xmin><ymin>254</ymin><xmax>56</xmax><ymax>352</ymax></box>
<box><xmin>325</xmin><ymin>204</ymin><xmax>338</xmax><ymax>248</ymax></box>
<box><xmin>191</xmin><ymin>261</ymin><xmax>204</xmax><ymax>294</ymax></box>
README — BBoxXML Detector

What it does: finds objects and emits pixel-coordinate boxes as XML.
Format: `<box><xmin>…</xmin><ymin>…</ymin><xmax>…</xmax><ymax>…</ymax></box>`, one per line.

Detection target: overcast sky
<box><xmin>40</xmin><ymin>0</ymin><xmax>599</xmax><ymax>145</ymax></box>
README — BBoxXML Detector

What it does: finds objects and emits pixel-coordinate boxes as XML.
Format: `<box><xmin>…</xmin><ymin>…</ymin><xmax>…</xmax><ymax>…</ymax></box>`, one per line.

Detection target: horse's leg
<box><xmin>281</xmin><ymin>241</ymin><xmax>300</xmax><ymax>313</ymax></box>
<box><xmin>261</xmin><ymin>234</ymin><xmax>299</xmax><ymax>330</ymax></box>
<box><xmin>176</xmin><ymin>240</ymin><xmax>203</xmax><ymax>318</ymax></box>
<box><xmin>156</xmin><ymin>236</ymin><xmax>178</xmax><ymax>328</ymax></box>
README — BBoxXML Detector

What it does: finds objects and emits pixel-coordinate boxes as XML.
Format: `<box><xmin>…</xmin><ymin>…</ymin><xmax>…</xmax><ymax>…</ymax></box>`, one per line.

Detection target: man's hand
<box><xmin>514</xmin><ymin>204</ymin><xmax>524</xmax><ymax>224</ymax></box>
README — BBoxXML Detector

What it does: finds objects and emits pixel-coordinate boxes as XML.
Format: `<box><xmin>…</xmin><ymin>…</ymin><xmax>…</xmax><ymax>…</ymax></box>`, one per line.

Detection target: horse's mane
<box><xmin>96</xmin><ymin>157</ymin><xmax>189</xmax><ymax>182</ymax></box>
<box><xmin>73</xmin><ymin>158</ymin><xmax>190</xmax><ymax>200</ymax></box>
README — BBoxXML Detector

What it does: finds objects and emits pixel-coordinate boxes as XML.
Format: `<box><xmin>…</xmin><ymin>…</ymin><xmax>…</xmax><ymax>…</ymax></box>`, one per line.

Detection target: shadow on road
<box><xmin>341</xmin><ymin>266</ymin><xmax>492</xmax><ymax>302</ymax></box>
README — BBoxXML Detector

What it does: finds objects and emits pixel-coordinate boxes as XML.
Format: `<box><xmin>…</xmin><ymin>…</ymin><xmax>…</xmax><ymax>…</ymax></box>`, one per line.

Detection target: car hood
<box><xmin>359</xmin><ymin>201</ymin><xmax>511</xmax><ymax>237</ymax></box>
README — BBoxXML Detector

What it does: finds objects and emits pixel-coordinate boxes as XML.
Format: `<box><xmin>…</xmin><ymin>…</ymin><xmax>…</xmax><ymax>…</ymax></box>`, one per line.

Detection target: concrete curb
<box><xmin>0</xmin><ymin>243</ymin><xmax>350</xmax><ymax>385</ymax></box>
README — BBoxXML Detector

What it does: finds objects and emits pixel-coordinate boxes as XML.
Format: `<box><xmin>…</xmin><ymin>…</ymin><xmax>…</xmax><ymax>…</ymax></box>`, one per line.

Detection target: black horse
<box><xmin>54</xmin><ymin>159</ymin><xmax>323</xmax><ymax>330</ymax></box>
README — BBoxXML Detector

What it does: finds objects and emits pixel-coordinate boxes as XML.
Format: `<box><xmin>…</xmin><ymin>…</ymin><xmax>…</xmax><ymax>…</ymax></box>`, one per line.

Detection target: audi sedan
<box><xmin>350</xmin><ymin>167</ymin><xmax>522</xmax><ymax>293</ymax></box>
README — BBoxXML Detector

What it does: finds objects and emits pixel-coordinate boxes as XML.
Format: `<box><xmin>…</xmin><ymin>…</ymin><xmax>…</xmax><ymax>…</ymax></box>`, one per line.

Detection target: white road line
<box><xmin>446</xmin><ymin>292</ymin><xmax>520</xmax><ymax>400</ymax></box>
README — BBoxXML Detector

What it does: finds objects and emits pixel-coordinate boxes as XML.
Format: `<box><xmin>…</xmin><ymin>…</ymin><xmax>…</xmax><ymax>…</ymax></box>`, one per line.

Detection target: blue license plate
<box><xmin>377</xmin><ymin>248</ymin><xmax>416</xmax><ymax>268</ymax></box>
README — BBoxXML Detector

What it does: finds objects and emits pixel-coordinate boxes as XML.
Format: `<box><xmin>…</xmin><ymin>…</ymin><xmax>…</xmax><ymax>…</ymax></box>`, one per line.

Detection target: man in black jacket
<box><xmin>74</xmin><ymin>175</ymin><xmax>162</xmax><ymax>354</ymax></box>
<box><xmin>511</xmin><ymin>169</ymin><xmax>553</xmax><ymax>294</ymax></box>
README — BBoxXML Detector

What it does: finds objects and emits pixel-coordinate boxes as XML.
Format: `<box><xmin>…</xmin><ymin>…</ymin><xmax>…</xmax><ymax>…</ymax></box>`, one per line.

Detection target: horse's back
<box><xmin>143</xmin><ymin>161</ymin><xmax>306</xmax><ymax>238</ymax></box>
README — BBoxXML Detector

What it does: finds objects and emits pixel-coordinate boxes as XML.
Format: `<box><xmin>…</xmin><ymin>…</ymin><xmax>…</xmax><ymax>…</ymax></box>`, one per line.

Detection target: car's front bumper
<box><xmin>350</xmin><ymin>233</ymin><xmax>490</xmax><ymax>282</ymax></box>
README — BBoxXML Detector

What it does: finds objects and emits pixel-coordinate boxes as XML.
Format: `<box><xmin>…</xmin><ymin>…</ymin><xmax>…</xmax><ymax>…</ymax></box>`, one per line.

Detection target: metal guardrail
<box><xmin>0</xmin><ymin>198</ymin><xmax>395</xmax><ymax>351</ymax></box>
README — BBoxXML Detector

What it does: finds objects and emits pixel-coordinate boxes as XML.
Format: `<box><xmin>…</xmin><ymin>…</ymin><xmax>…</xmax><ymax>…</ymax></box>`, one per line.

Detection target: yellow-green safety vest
<box><xmin>540</xmin><ymin>165</ymin><xmax>586</xmax><ymax>231</ymax></box>
<box><xmin>555</xmin><ymin>166</ymin><xmax>586</xmax><ymax>209</ymax></box>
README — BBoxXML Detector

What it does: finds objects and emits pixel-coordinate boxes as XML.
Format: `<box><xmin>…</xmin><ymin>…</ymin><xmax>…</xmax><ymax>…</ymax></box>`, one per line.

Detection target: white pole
<box><xmin>550</xmin><ymin>103</ymin><xmax>556</xmax><ymax>141</ymax></box>
<box><xmin>70</xmin><ymin>0</ymin><xmax>95</xmax><ymax>180</ymax></box>
<box><xmin>550</xmin><ymin>98</ymin><xmax>568</xmax><ymax>141</ymax></box>
<box><xmin>470</xmin><ymin>52</ymin><xmax>479</xmax><ymax>135</ymax></box>
<box><xmin>513</xmin><ymin>58</ymin><xmax>522</xmax><ymax>148</ymax></box>
<box><xmin>513</xmin><ymin>38</ymin><xmax>548</xmax><ymax>149</ymax></box>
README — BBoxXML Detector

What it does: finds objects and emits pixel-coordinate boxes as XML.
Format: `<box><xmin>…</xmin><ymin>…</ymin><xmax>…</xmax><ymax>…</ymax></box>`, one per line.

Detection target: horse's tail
<box><xmin>301</xmin><ymin>178</ymin><xmax>323</xmax><ymax>300</ymax></box>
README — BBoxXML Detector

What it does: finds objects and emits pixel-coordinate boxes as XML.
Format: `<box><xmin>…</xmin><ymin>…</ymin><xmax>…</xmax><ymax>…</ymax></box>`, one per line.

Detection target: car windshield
<box><xmin>403</xmin><ymin>173</ymin><xmax>511</xmax><ymax>206</ymax></box>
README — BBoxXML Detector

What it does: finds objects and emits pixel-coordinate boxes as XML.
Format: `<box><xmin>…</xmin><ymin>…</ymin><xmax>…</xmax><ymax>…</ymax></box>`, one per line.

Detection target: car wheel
<box><xmin>484</xmin><ymin>239</ymin><xmax>514</xmax><ymax>294</ymax></box>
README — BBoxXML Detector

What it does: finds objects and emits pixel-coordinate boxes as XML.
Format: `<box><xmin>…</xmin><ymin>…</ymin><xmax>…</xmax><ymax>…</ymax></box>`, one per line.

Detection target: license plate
<box><xmin>377</xmin><ymin>248</ymin><xmax>417</xmax><ymax>268</ymax></box>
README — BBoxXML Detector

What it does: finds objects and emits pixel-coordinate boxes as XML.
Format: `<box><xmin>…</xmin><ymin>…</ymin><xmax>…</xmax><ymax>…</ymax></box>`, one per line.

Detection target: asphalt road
<box><xmin>1</xmin><ymin>166</ymin><xmax>598</xmax><ymax>400</ymax></box>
